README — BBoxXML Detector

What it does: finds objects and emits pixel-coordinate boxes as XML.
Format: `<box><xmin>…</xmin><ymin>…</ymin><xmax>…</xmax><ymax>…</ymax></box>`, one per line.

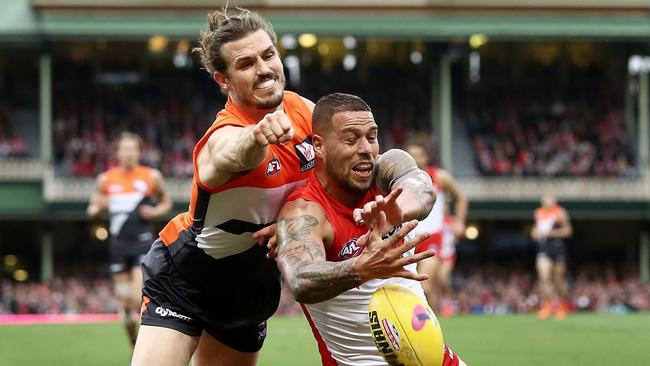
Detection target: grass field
<box><xmin>1</xmin><ymin>313</ymin><xmax>648</xmax><ymax>365</ymax></box>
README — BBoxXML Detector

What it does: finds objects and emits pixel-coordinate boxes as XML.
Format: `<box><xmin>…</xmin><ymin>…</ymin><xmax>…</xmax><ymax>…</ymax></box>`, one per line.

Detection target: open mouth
<box><xmin>255</xmin><ymin>77</ymin><xmax>277</xmax><ymax>90</ymax></box>
<box><xmin>352</xmin><ymin>161</ymin><xmax>374</xmax><ymax>178</ymax></box>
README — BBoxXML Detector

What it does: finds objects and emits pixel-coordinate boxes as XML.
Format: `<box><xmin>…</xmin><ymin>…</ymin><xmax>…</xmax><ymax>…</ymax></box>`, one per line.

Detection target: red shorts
<box><xmin>415</xmin><ymin>231</ymin><xmax>456</xmax><ymax>265</ymax></box>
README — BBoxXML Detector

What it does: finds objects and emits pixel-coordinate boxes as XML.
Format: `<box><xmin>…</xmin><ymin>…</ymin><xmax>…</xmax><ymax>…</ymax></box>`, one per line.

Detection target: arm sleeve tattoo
<box><xmin>375</xmin><ymin>149</ymin><xmax>436</xmax><ymax>220</ymax></box>
<box><xmin>276</xmin><ymin>213</ymin><xmax>362</xmax><ymax>304</ymax></box>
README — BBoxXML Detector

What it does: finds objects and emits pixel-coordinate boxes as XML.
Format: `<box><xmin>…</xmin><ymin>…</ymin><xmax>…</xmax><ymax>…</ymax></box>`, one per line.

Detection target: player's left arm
<box><xmin>547</xmin><ymin>208</ymin><xmax>573</xmax><ymax>239</ymax></box>
<box><xmin>436</xmin><ymin>169</ymin><xmax>468</xmax><ymax>238</ymax></box>
<box><xmin>373</xmin><ymin>148</ymin><xmax>436</xmax><ymax>222</ymax></box>
<box><xmin>139</xmin><ymin>169</ymin><xmax>172</xmax><ymax>221</ymax></box>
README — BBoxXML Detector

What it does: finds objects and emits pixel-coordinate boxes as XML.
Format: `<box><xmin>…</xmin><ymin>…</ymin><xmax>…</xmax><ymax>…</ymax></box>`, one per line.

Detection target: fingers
<box><xmin>384</xmin><ymin>186</ymin><xmax>403</xmax><ymax>205</ymax></box>
<box><xmin>383</xmin><ymin>219</ymin><xmax>419</xmax><ymax>247</ymax></box>
<box><xmin>367</xmin><ymin>211</ymin><xmax>388</xmax><ymax>243</ymax></box>
<box><xmin>353</xmin><ymin>208</ymin><xmax>364</xmax><ymax>225</ymax></box>
<box><xmin>255</xmin><ymin>111</ymin><xmax>294</xmax><ymax>145</ymax></box>
<box><xmin>394</xmin><ymin>270</ymin><xmax>430</xmax><ymax>282</ymax></box>
<box><xmin>399</xmin><ymin>249</ymin><xmax>435</xmax><ymax>267</ymax></box>
<box><xmin>266</xmin><ymin>235</ymin><xmax>278</xmax><ymax>259</ymax></box>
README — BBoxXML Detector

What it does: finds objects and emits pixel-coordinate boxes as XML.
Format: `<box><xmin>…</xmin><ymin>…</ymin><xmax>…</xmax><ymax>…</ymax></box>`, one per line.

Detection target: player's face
<box><xmin>323</xmin><ymin>111</ymin><xmax>379</xmax><ymax>194</ymax></box>
<box><xmin>407</xmin><ymin>145</ymin><xmax>428</xmax><ymax>169</ymax></box>
<box><xmin>541</xmin><ymin>194</ymin><xmax>557</xmax><ymax>208</ymax></box>
<box><xmin>218</xmin><ymin>29</ymin><xmax>285</xmax><ymax>111</ymax></box>
<box><xmin>116</xmin><ymin>138</ymin><xmax>141</xmax><ymax>168</ymax></box>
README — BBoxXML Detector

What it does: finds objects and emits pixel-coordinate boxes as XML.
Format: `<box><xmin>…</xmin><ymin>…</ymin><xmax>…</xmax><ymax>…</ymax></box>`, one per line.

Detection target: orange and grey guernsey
<box><xmin>160</xmin><ymin>91</ymin><xmax>313</xmax><ymax>259</ymax></box>
<box><xmin>102</xmin><ymin>164</ymin><xmax>157</xmax><ymax>242</ymax></box>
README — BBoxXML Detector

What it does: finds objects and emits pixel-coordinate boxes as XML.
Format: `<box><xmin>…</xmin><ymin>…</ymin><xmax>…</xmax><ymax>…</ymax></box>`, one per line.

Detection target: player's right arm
<box><xmin>197</xmin><ymin>110</ymin><xmax>294</xmax><ymax>187</ymax></box>
<box><xmin>276</xmin><ymin>199</ymin><xmax>433</xmax><ymax>304</ymax></box>
<box><xmin>87</xmin><ymin>173</ymin><xmax>108</xmax><ymax>219</ymax></box>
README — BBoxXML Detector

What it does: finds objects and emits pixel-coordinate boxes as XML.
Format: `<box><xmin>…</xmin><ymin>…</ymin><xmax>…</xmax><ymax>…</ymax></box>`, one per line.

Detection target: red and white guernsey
<box><xmin>286</xmin><ymin>173</ymin><xmax>425</xmax><ymax>366</ymax></box>
<box><xmin>413</xmin><ymin>167</ymin><xmax>445</xmax><ymax>252</ymax></box>
<box><xmin>159</xmin><ymin>91</ymin><xmax>314</xmax><ymax>259</ymax></box>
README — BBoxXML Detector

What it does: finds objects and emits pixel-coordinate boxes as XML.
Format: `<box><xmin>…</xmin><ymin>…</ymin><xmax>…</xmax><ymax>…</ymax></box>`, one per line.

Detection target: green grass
<box><xmin>1</xmin><ymin>313</ymin><xmax>648</xmax><ymax>365</ymax></box>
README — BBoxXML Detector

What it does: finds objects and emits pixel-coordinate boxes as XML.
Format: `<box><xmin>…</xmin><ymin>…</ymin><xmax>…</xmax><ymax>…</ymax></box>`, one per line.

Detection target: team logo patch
<box><xmin>338</xmin><ymin>237</ymin><xmax>363</xmax><ymax>259</ymax></box>
<box><xmin>411</xmin><ymin>304</ymin><xmax>430</xmax><ymax>331</ymax></box>
<box><xmin>381</xmin><ymin>318</ymin><xmax>401</xmax><ymax>351</ymax></box>
<box><xmin>294</xmin><ymin>136</ymin><xmax>315</xmax><ymax>172</ymax></box>
<box><xmin>108</xmin><ymin>184</ymin><xmax>123</xmax><ymax>193</ymax></box>
<box><xmin>266</xmin><ymin>157</ymin><xmax>281</xmax><ymax>176</ymax></box>
<box><xmin>132</xmin><ymin>179</ymin><xmax>149</xmax><ymax>192</ymax></box>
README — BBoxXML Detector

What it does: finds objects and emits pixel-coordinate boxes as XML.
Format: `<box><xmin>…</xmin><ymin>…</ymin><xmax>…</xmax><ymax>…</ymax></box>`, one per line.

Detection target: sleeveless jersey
<box><xmin>287</xmin><ymin>173</ymin><xmax>425</xmax><ymax>366</ymax></box>
<box><xmin>439</xmin><ymin>215</ymin><xmax>456</xmax><ymax>260</ymax></box>
<box><xmin>159</xmin><ymin>91</ymin><xmax>314</xmax><ymax>259</ymax></box>
<box><xmin>411</xmin><ymin>167</ymin><xmax>445</xmax><ymax>236</ymax></box>
<box><xmin>535</xmin><ymin>205</ymin><xmax>565</xmax><ymax>240</ymax></box>
<box><xmin>102</xmin><ymin>164</ymin><xmax>156</xmax><ymax>242</ymax></box>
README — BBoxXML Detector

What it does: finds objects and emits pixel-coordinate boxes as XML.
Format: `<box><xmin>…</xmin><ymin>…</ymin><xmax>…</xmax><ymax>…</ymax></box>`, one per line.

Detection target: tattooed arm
<box><xmin>374</xmin><ymin>149</ymin><xmax>436</xmax><ymax>222</ymax></box>
<box><xmin>276</xmin><ymin>199</ymin><xmax>361</xmax><ymax>304</ymax></box>
<box><xmin>277</xmin><ymin>199</ymin><xmax>433</xmax><ymax>304</ymax></box>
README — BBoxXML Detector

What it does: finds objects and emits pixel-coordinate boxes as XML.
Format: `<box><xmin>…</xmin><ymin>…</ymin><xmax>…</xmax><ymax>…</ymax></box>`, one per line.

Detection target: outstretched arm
<box><xmin>277</xmin><ymin>199</ymin><xmax>433</xmax><ymax>304</ymax></box>
<box><xmin>354</xmin><ymin>149</ymin><xmax>435</xmax><ymax>226</ymax></box>
<box><xmin>196</xmin><ymin>110</ymin><xmax>294</xmax><ymax>187</ymax></box>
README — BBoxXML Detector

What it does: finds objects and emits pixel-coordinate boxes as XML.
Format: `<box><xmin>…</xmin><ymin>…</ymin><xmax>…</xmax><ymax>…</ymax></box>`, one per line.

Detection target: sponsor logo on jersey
<box><xmin>382</xmin><ymin>318</ymin><xmax>401</xmax><ymax>351</ymax></box>
<box><xmin>338</xmin><ymin>237</ymin><xmax>363</xmax><ymax>259</ymax></box>
<box><xmin>266</xmin><ymin>157</ymin><xmax>281</xmax><ymax>176</ymax></box>
<box><xmin>155</xmin><ymin>306</ymin><xmax>192</xmax><ymax>322</ymax></box>
<box><xmin>294</xmin><ymin>136</ymin><xmax>315</xmax><ymax>172</ymax></box>
<box><xmin>108</xmin><ymin>184</ymin><xmax>123</xmax><ymax>193</ymax></box>
<box><xmin>132</xmin><ymin>179</ymin><xmax>149</xmax><ymax>193</ymax></box>
<box><xmin>369</xmin><ymin>310</ymin><xmax>400</xmax><ymax>364</ymax></box>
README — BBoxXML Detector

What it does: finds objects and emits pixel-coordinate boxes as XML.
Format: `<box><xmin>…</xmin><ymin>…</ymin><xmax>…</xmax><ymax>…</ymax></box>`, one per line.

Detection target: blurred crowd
<box><xmin>442</xmin><ymin>265</ymin><xmax>649</xmax><ymax>316</ymax></box>
<box><xmin>0</xmin><ymin>105</ymin><xmax>27</xmax><ymax>158</ymax></box>
<box><xmin>52</xmin><ymin>75</ymin><xmax>221</xmax><ymax>178</ymax></box>
<box><xmin>4</xmin><ymin>266</ymin><xmax>646</xmax><ymax>316</ymax></box>
<box><xmin>0</xmin><ymin>277</ymin><xmax>118</xmax><ymax>314</ymax></box>
<box><xmin>465</xmin><ymin>92</ymin><xmax>636</xmax><ymax>178</ymax></box>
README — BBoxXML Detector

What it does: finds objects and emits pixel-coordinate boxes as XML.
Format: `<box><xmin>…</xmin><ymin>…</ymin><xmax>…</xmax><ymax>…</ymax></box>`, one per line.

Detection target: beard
<box><xmin>325</xmin><ymin>157</ymin><xmax>375</xmax><ymax>195</ymax></box>
<box><xmin>248</xmin><ymin>71</ymin><xmax>286</xmax><ymax>110</ymax></box>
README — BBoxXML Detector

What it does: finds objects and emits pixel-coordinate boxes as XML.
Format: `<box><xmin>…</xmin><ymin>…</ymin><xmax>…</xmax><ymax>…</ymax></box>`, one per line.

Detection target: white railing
<box><xmin>42</xmin><ymin>169</ymin><xmax>192</xmax><ymax>202</ymax></box>
<box><xmin>0</xmin><ymin>159</ymin><xmax>44</xmax><ymax>181</ymax></box>
<box><xmin>458</xmin><ymin>173</ymin><xmax>650</xmax><ymax>202</ymax></box>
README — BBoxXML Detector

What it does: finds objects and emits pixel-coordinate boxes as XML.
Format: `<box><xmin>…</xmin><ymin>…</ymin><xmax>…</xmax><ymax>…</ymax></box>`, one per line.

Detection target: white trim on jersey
<box><xmin>196</xmin><ymin>180</ymin><xmax>307</xmax><ymax>259</ymax></box>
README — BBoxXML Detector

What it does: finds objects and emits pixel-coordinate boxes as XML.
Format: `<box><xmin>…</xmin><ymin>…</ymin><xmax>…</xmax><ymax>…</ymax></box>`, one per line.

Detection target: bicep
<box><xmin>375</xmin><ymin>149</ymin><xmax>423</xmax><ymax>194</ymax></box>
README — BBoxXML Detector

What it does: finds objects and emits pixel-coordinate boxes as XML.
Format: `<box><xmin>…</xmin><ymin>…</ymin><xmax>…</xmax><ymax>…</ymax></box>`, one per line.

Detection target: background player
<box><xmin>533</xmin><ymin>193</ymin><xmax>573</xmax><ymax>319</ymax></box>
<box><xmin>406</xmin><ymin>142</ymin><xmax>468</xmax><ymax>311</ymax></box>
<box><xmin>86</xmin><ymin>131</ymin><xmax>172</xmax><ymax>346</ymax></box>
<box><xmin>276</xmin><ymin>93</ymin><xmax>466</xmax><ymax>366</ymax></box>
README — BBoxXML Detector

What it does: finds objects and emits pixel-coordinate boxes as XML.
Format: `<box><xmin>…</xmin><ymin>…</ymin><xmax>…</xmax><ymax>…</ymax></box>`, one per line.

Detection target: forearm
<box><xmin>454</xmin><ymin>196</ymin><xmax>468</xmax><ymax>224</ymax></box>
<box><xmin>215</xmin><ymin>126</ymin><xmax>269</xmax><ymax>172</ymax></box>
<box><xmin>395</xmin><ymin>172</ymin><xmax>436</xmax><ymax>221</ymax></box>
<box><xmin>287</xmin><ymin>260</ymin><xmax>361</xmax><ymax>304</ymax></box>
<box><xmin>376</xmin><ymin>149</ymin><xmax>436</xmax><ymax>221</ymax></box>
<box><xmin>86</xmin><ymin>204</ymin><xmax>103</xmax><ymax>219</ymax></box>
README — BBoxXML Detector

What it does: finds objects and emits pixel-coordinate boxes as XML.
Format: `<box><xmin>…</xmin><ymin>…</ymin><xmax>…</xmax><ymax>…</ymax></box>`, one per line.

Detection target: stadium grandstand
<box><xmin>1</xmin><ymin>0</ymin><xmax>649</xmax><ymax>365</ymax></box>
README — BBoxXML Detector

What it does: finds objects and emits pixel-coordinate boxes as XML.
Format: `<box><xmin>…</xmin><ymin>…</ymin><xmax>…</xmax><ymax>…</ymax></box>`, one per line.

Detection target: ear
<box><xmin>213</xmin><ymin>71</ymin><xmax>229</xmax><ymax>91</ymax></box>
<box><xmin>312</xmin><ymin>134</ymin><xmax>324</xmax><ymax>158</ymax></box>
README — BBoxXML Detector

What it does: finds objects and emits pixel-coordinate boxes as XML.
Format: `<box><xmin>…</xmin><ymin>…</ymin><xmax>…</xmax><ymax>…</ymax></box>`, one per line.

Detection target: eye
<box><xmin>263</xmin><ymin>51</ymin><xmax>275</xmax><ymax>60</ymax></box>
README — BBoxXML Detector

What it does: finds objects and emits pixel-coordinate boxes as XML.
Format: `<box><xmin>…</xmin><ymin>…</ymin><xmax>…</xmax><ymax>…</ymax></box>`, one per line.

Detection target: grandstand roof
<box><xmin>2</xmin><ymin>0</ymin><xmax>650</xmax><ymax>40</ymax></box>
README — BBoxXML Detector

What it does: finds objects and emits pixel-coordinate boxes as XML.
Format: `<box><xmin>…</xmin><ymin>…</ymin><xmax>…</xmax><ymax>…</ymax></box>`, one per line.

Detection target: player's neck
<box><xmin>233</xmin><ymin>99</ymin><xmax>283</xmax><ymax>123</ymax></box>
<box><xmin>315</xmin><ymin>169</ymin><xmax>365</xmax><ymax>208</ymax></box>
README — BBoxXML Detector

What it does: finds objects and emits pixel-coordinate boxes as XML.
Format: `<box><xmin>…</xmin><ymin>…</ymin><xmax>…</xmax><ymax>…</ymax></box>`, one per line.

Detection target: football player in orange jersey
<box><xmin>533</xmin><ymin>193</ymin><xmax>573</xmax><ymax>319</ymax></box>
<box><xmin>87</xmin><ymin>131</ymin><xmax>172</xmax><ymax>346</ymax></box>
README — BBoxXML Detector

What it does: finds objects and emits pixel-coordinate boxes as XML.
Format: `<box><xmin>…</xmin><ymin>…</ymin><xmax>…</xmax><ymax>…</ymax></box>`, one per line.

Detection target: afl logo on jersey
<box><xmin>266</xmin><ymin>157</ymin><xmax>281</xmax><ymax>176</ymax></box>
<box><xmin>294</xmin><ymin>136</ymin><xmax>315</xmax><ymax>173</ymax></box>
<box><xmin>108</xmin><ymin>184</ymin><xmax>123</xmax><ymax>193</ymax></box>
<box><xmin>338</xmin><ymin>237</ymin><xmax>363</xmax><ymax>259</ymax></box>
<box><xmin>132</xmin><ymin>179</ymin><xmax>149</xmax><ymax>193</ymax></box>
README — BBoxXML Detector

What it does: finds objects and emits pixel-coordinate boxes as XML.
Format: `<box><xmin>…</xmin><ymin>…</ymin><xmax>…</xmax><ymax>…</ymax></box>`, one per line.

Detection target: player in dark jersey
<box><xmin>533</xmin><ymin>193</ymin><xmax>572</xmax><ymax>319</ymax></box>
<box><xmin>87</xmin><ymin>131</ymin><xmax>171</xmax><ymax>346</ymax></box>
<box><xmin>275</xmin><ymin>93</ymin><xmax>468</xmax><ymax>365</ymax></box>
